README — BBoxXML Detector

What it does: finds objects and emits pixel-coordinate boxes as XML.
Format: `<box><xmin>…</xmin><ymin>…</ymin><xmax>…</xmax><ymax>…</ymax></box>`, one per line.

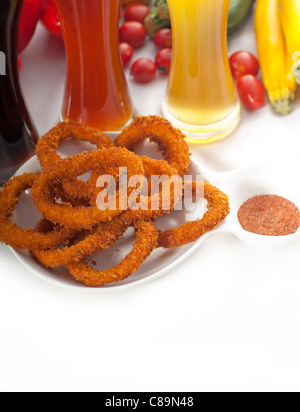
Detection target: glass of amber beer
<box><xmin>54</xmin><ymin>0</ymin><xmax>134</xmax><ymax>132</ymax></box>
<box><xmin>162</xmin><ymin>0</ymin><xmax>241</xmax><ymax>143</ymax></box>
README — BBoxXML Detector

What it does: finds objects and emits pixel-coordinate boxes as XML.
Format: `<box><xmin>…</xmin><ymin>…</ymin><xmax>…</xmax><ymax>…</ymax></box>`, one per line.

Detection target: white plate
<box><xmin>10</xmin><ymin>146</ymin><xmax>212</xmax><ymax>292</ymax></box>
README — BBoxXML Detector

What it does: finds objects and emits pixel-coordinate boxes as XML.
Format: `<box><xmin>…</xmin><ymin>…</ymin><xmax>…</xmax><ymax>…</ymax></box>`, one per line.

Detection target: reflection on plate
<box><xmin>10</xmin><ymin>143</ymin><xmax>210</xmax><ymax>292</ymax></box>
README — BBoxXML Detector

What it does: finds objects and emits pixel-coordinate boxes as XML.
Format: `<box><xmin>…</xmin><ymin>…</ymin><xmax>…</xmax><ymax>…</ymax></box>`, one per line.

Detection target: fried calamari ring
<box><xmin>36</xmin><ymin>121</ymin><xmax>115</xmax><ymax>201</ymax></box>
<box><xmin>131</xmin><ymin>156</ymin><xmax>183</xmax><ymax>218</ymax></box>
<box><xmin>53</xmin><ymin>183</ymin><xmax>90</xmax><ymax>207</ymax></box>
<box><xmin>31</xmin><ymin>147</ymin><xmax>146</xmax><ymax>229</ymax></box>
<box><xmin>0</xmin><ymin>173</ymin><xmax>77</xmax><ymax>251</ymax></box>
<box><xmin>157</xmin><ymin>181</ymin><xmax>230</xmax><ymax>248</ymax></box>
<box><xmin>89</xmin><ymin>156</ymin><xmax>183</xmax><ymax>220</ymax></box>
<box><xmin>36</xmin><ymin>121</ymin><xmax>114</xmax><ymax>169</ymax></box>
<box><xmin>114</xmin><ymin>115</ymin><xmax>191</xmax><ymax>177</ymax></box>
<box><xmin>66</xmin><ymin>219</ymin><xmax>158</xmax><ymax>287</ymax></box>
<box><xmin>32</xmin><ymin>216</ymin><xmax>130</xmax><ymax>268</ymax></box>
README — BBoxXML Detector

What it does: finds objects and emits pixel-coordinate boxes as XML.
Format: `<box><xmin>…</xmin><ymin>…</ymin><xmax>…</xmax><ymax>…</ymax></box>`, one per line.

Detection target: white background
<box><xmin>1</xmin><ymin>8</ymin><xmax>300</xmax><ymax>392</ymax></box>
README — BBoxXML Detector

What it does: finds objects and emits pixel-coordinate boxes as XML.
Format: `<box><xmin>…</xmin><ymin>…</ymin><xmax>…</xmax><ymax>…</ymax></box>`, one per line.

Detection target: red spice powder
<box><xmin>237</xmin><ymin>194</ymin><xmax>300</xmax><ymax>236</ymax></box>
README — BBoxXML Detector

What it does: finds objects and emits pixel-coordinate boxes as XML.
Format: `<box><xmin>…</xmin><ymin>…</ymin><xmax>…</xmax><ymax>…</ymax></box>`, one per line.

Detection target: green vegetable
<box><xmin>228</xmin><ymin>0</ymin><xmax>255</xmax><ymax>35</ymax></box>
<box><xmin>145</xmin><ymin>0</ymin><xmax>255</xmax><ymax>38</ymax></box>
<box><xmin>144</xmin><ymin>6</ymin><xmax>170</xmax><ymax>38</ymax></box>
<box><xmin>155</xmin><ymin>0</ymin><xmax>170</xmax><ymax>20</ymax></box>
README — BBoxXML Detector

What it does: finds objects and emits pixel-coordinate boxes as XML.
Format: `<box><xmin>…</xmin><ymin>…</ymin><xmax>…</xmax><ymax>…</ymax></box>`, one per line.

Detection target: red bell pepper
<box><xmin>18</xmin><ymin>0</ymin><xmax>43</xmax><ymax>53</ymax></box>
<box><xmin>40</xmin><ymin>0</ymin><xmax>63</xmax><ymax>41</ymax></box>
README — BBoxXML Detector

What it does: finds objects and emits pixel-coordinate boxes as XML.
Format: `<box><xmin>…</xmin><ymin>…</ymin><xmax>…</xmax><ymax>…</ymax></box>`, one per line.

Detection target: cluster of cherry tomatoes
<box><xmin>119</xmin><ymin>2</ymin><xmax>172</xmax><ymax>83</ymax></box>
<box><xmin>229</xmin><ymin>51</ymin><xmax>265</xmax><ymax>110</ymax></box>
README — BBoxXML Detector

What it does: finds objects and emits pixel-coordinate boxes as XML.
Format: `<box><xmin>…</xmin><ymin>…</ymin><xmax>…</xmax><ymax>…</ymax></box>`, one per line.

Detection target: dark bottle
<box><xmin>0</xmin><ymin>0</ymin><xmax>38</xmax><ymax>186</ymax></box>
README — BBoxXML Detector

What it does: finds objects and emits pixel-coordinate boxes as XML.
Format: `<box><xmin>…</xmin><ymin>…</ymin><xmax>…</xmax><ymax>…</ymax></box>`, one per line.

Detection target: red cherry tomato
<box><xmin>229</xmin><ymin>51</ymin><xmax>259</xmax><ymax>80</ymax></box>
<box><xmin>18</xmin><ymin>0</ymin><xmax>43</xmax><ymax>53</ymax></box>
<box><xmin>153</xmin><ymin>28</ymin><xmax>172</xmax><ymax>49</ymax></box>
<box><xmin>155</xmin><ymin>48</ymin><xmax>172</xmax><ymax>74</ymax></box>
<box><xmin>131</xmin><ymin>58</ymin><xmax>157</xmax><ymax>83</ymax></box>
<box><xmin>237</xmin><ymin>74</ymin><xmax>265</xmax><ymax>110</ymax></box>
<box><xmin>18</xmin><ymin>57</ymin><xmax>21</xmax><ymax>72</ymax></box>
<box><xmin>119</xmin><ymin>21</ymin><xmax>146</xmax><ymax>48</ymax></box>
<box><xmin>124</xmin><ymin>2</ymin><xmax>151</xmax><ymax>23</ymax></box>
<box><xmin>119</xmin><ymin>42</ymin><xmax>134</xmax><ymax>67</ymax></box>
<box><xmin>40</xmin><ymin>0</ymin><xmax>63</xmax><ymax>40</ymax></box>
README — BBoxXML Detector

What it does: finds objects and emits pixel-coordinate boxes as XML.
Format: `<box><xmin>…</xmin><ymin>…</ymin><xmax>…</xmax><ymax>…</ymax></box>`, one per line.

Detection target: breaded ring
<box><xmin>0</xmin><ymin>173</ymin><xmax>77</xmax><ymax>251</ymax></box>
<box><xmin>31</xmin><ymin>147</ymin><xmax>146</xmax><ymax>229</ymax></box>
<box><xmin>89</xmin><ymin>156</ymin><xmax>182</xmax><ymax>219</ymax></box>
<box><xmin>157</xmin><ymin>181</ymin><xmax>230</xmax><ymax>248</ymax></box>
<box><xmin>66</xmin><ymin>219</ymin><xmax>158</xmax><ymax>287</ymax></box>
<box><xmin>114</xmin><ymin>115</ymin><xmax>191</xmax><ymax>176</ymax></box>
<box><xmin>32</xmin><ymin>216</ymin><xmax>129</xmax><ymax>268</ymax></box>
<box><xmin>36</xmin><ymin>121</ymin><xmax>114</xmax><ymax>169</ymax></box>
<box><xmin>36</xmin><ymin>122</ymin><xmax>115</xmax><ymax>201</ymax></box>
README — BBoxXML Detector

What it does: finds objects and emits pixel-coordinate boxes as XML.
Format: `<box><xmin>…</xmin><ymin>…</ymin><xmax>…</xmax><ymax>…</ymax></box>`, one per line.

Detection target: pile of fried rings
<box><xmin>0</xmin><ymin>116</ymin><xmax>230</xmax><ymax>287</ymax></box>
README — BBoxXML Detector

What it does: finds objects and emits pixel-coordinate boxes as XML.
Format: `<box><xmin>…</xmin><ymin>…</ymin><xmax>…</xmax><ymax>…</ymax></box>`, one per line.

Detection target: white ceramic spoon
<box><xmin>195</xmin><ymin>160</ymin><xmax>300</xmax><ymax>250</ymax></box>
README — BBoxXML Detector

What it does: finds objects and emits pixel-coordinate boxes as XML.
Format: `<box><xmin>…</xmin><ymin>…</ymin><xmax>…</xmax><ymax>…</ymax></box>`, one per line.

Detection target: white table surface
<box><xmin>1</xmin><ymin>10</ymin><xmax>300</xmax><ymax>392</ymax></box>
